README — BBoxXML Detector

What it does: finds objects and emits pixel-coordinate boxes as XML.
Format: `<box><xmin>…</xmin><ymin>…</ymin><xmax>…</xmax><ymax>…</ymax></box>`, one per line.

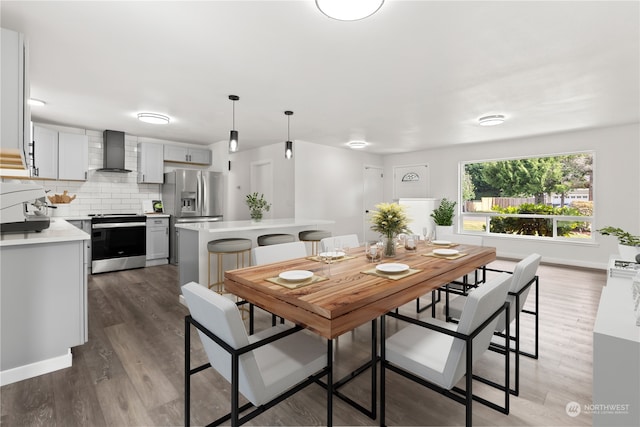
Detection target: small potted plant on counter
<box><xmin>597</xmin><ymin>226</ymin><xmax>640</xmax><ymax>262</ymax></box>
<box><xmin>246</xmin><ymin>192</ymin><xmax>271</xmax><ymax>222</ymax></box>
<box><xmin>431</xmin><ymin>198</ymin><xmax>457</xmax><ymax>239</ymax></box>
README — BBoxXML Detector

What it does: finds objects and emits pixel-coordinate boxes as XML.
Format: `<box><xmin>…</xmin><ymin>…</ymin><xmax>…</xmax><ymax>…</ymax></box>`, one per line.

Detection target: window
<box><xmin>460</xmin><ymin>152</ymin><xmax>594</xmax><ymax>242</ymax></box>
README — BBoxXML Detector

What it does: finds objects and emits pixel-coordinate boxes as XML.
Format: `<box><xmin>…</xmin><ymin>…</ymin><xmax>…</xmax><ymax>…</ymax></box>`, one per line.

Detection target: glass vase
<box><xmin>250</xmin><ymin>210</ymin><xmax>262</xmax><ymax>221</ymax></box>
<box><xmin>383</xmin><ymin>236</ymin><xmax>397</xmax><ymax>258</ymax></box>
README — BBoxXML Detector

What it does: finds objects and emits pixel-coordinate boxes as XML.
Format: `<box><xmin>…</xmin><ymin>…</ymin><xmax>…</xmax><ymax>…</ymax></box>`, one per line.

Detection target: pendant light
<box><xmin>284</xmin><ymin>111</ymin><xmax>294</xmax><ymax>159</ymax></box>
<box><xmin>228</xmin><ymin>95</ymin><xmax>239</xmax><ymax>152</ymax></box>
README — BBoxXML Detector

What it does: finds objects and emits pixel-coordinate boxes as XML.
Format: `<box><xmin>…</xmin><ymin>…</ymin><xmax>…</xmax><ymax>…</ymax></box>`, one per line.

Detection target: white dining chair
<box><xmin>417</xmin><ymin>234</ymin><xmax>485</xmax><ymax>314</ymax></box>
<box><xmin>251</xmin><ymin>241</ymin><xmax>308</xmax><ymax>328</ymax></box>
<box><xmin>380</xmin><ymin>273</ymin><xmax>512</xmax><ymax>427</ymax></box>
<box><xmin>182</xmin><ymin>282</ymin><xmax>331</xmax><ymax>427</ymax></box>
<box><xmin>445</xmin><ymin>253</ymin><xmax>541</xmax><ymax>396</ymax></box>
<box><xmin>320</xmin><ymin>234</ymin><xmax>359</xmax><ymax>252</ymax></box>
<box><xmin>251</xmin><ymin>241</ymin><xmax>307</xmax><ymax>265</ymax></box>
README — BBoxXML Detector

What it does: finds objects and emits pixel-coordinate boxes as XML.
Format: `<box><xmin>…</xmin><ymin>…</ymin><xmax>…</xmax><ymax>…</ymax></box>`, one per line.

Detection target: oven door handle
<box><xmin>92</xmin><ymin>222</ymin><xmax>147</xmax><ymax>229</ymax></box>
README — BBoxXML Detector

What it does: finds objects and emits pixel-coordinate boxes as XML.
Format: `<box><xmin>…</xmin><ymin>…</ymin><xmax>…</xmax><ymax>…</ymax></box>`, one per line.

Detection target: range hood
<box><xmin>98</xmin><ymin>130</ymin><xmax>131</xmax><ymax>172</ymax></box>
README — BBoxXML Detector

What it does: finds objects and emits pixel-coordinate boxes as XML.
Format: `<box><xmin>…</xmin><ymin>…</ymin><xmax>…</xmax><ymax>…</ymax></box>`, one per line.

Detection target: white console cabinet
<box><xmin>592</xmin><ymin>269</ymin><xmax>640</xmax><ymax>426</ymax></box>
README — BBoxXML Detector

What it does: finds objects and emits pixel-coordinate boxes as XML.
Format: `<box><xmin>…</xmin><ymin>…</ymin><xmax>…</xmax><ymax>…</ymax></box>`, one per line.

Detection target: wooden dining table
<box><xmin>225</xmin><ymin>242</ymin><xmax>496</xmax><ymax>340</ymax></box>
<box><xmin>224</xmin><ymin>241</ymin><xmax>496</xmax><ymax>422</ymax></box>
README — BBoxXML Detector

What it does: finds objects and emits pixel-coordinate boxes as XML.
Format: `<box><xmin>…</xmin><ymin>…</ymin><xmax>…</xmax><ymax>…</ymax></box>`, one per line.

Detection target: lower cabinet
<box><xmin>68</xmin><ymin>220</ymin><xmax>91</xmax><ymax>270</ymax></box>
<box><xmin>146</xmin><ymin>216</ymin><xmax>169</xmax><ymax>265</ymax></box>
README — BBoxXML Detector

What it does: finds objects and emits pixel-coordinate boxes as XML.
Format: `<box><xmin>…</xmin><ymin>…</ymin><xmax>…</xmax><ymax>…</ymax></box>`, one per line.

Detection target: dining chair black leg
<box><xmin>380</xmin><ymin>314</ymin><xmax>386</xmax><ymax>427</ymax></box>
<box><xmin>184</xmin><ymin>317</ymin><xmax>191</xmax><ymax>427</ymax></box>
<box><xmin>327</xmin><ymin>338</ymin><xmax>333</xmax><ymax>427</ymax></box>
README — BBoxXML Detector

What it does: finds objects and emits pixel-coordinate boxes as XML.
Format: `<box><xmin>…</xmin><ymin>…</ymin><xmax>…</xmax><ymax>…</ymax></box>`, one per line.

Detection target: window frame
<box><xmin>458</xmin><ymin>151</ymin><xmax>595</xmax><ymax>244</ymax></box>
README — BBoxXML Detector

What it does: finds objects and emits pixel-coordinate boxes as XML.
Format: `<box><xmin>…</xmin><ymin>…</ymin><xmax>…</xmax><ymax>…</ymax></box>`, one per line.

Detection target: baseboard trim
<box><xmin>0</xmin><ymin>349</ymin><xmax>72</xmax><ymax>386</ymax></box>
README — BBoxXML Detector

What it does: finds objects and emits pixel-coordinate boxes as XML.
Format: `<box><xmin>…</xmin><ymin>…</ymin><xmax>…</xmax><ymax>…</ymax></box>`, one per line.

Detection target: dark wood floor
<box><xmin>0</xmin><ymin>259</ymin><xmax>606</xmax><ymax>426</ymax></box>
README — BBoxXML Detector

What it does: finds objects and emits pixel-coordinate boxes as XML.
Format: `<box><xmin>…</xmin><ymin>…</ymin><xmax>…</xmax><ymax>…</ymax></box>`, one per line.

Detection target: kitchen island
<box><xmin>0</xmin><ymin>219</ymin><xmax>90</xmax><ymax>386</ymax></box>
<box><xmin>176</xmin><ymin>218</ymin><xmax>334</xmax><ymax>288</ymax></box>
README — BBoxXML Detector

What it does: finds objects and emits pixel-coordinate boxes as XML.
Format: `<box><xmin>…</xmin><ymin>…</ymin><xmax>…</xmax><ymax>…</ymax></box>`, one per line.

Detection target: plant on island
<box><xmin>430</xmin><ymin>198</ymin><xmax>457</xmax><ymax>226</ymax></box>
<box><xmin>245</xmin><ymin>192</ymin><xmax>271</xmax><ymax>221</ymax></box>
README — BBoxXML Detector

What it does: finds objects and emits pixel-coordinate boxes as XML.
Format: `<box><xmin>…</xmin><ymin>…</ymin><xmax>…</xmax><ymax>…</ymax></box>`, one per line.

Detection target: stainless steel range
<box><xmin>90</xmin><ymin>214</ymin><xmax>146</xmax><ymax>274</ymax></box>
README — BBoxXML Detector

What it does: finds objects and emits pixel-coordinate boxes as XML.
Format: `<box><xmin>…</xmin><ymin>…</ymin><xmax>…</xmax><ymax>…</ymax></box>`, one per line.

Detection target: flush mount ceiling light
<box><xmin>137</xmin><ymin>112</ymin><xmax>170</xmax><ymax>125</ymax></box>
<box><xmin>228</xmin><ymin>95</ymin><xmax>239</xmax><ymax>153</ymax></box>
<box><xmin>478</xmin><ymin>114</ymin><xmax>506</xmax><ymax>126</ymax></box>
<box><xmin>347</xmin><ymin>140</ymin><xmax>368</xmax><ymax>149</ymax></box>
<box><xmin>28</xmin><ymin>98</ymin><xmax>46</xmax><ymax>107</ymax></box>
<box><xmin>284</xmin><ymin>111</ymin><xmax>294</xmax><ymax>159</ymax></box>
<box><xmin>316</xmin><ymin>0</ymin><xmax>385</xmax><ymax>21</ymax></box>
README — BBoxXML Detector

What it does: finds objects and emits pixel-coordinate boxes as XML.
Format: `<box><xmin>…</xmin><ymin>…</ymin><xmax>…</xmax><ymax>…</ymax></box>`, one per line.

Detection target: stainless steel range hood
<box><xmin>98</xmin><ymin>130</ymin><xmax>131</xmax><ymax>172</ymax></box>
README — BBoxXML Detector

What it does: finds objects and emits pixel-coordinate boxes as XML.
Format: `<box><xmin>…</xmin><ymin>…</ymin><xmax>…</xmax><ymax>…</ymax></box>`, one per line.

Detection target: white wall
<box><xmin>294</xmin><ymin>140</ymin><xmax>383</xmax><ymax>242</ymax></box>
<box><xmin>226</xmin><ymin>142</ymin><xmax>294</xmax><ymax>221</ymax></box>
<box><xmin>383</xmin><ymin>123</ymin><xmax>640</xmax><ymax>268</ymax></box>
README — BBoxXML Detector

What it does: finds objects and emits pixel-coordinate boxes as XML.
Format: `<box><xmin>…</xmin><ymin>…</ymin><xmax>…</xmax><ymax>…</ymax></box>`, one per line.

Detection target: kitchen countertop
<box><xmin>176</xmin><ymin>218</ymin><xmax>333</xmax><ymax>232</ymax></box>
<box><xmin>0</xmin><ymin>218</ymin><xmax>90</xmax><ymax>247</ymax></box>
<box><xmin>54</xmin><ymin>213</ymin><xmax>171</xmax><ymax>221</ymax></box>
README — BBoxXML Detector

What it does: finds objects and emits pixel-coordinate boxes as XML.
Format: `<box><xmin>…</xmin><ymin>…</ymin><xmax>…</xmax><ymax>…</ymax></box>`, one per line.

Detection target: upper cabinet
<box><xmin>31</xmin><ymin>124</ymin><xmax>88</xmax><ymax>181</ymax></box>
<box><xmin>0</xmin><ymin>28</ymin><xmax>30</xmax><ymax>171</ymax></box>
<box><xmin>164</xmin><ymin>145</ymin><xmax>211</xmax><ymax>165</ymax></box>
<box><xmin>32</xmin><ymin>125</ymin><xmax>58</xmax><ymax>179</ymax></box>
<box><xmin>137</xmin><ymin>142</ymin><xmax>164</xmax><ymax>184</ymax></box>
<box><xmin>58</xmin><ymin>133</ymin><xmax>88</xmax><ymax>180</ymax></box>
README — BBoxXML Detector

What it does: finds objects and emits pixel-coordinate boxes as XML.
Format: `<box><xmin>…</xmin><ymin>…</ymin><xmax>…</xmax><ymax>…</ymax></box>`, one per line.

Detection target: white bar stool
<box><xmin>298</xmin><ymin>230</ymin><xmax>331</xmax><ymax>256</ymax></box>
<box><xmin>207</xmin><ymin>238</ymin><xmax>252</xmax><ymax>294</ymax></box>
<box><xmin>257</xmin><ymin>233</ymin><xmax>295</xmax><ymax>246</ymax></box>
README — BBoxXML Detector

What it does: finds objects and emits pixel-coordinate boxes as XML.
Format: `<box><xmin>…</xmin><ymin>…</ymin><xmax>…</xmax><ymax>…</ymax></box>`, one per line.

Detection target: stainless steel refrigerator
<box><xmin>163</xmin><ymin>170</ymin><xmax>224</xmax><ymax>264</ymax></box>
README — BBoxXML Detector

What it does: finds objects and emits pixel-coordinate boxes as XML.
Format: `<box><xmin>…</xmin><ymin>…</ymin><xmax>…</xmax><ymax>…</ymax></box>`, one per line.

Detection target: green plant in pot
<box><xmin>245</xmin><ymin>192</ymin><xmax>271</xmax><ymax>221</ymax></box>
<box><xmin>370</xmin><ymin>202</ymin><xmax>411</xmax><ymax>257</ymax></box>
<box><xmin>597</xmin><ymin>226</ymin><xmax>640</xmax><ymax>262</ymax></box>
<box><xmin>431</xmin><ymin>198</ymin><xmax>457</xmax><ymax>238</ymax></box>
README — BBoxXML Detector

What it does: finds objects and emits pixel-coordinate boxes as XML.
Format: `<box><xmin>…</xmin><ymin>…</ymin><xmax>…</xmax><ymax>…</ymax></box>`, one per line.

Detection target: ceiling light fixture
<box><xmin>228</xmin><ymin>95</ymin><xmax>239</xmax><ymax>153</ymax></box>
<box><xmin>478</xmin><ymin>114</ymin><xmax>505</xmax><ymax>126</ymax></box>
<box><xmin>284</xmin><ymin>111</ymin><xmax>294</xmax><ymax>159</ymax></box>
<box><xmin>347</xmin><ymin>140</ymin><xmax>368</xmax><ymax>149</ymax></box>
<box><xmin>316</xmin><ymin>0</ymin><xmax>384</xmax><ymax>21</ymax></box>
<box><xmin>28</xmin><ymin>98</ymin><xmax>46</xmax><ymax>107</ymax></box>
<box><xmin>137</xmin><ymin>112</ymin><xmax>170</xmax><ymax>125</ymax></box>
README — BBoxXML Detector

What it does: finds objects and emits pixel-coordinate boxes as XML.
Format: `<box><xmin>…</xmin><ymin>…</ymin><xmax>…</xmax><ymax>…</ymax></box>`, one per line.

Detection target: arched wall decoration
<box><xmin>401</xmin><ymin>172</ymin><xmax>420</xmax><ymax>182</ymax></box>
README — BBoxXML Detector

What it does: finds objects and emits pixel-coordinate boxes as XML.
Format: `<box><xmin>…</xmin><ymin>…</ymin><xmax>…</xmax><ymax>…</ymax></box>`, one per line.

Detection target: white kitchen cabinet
<box><xmin>0</xmin><ymin>28</ymin><xmax>30</xmax><ymax>171</ymax></box>
<box><xmin>32</xmin><ymin>125</ymin><xmax>58</xmax><ymax>179</ymax></box>
<box><xmin>58</xmin><ymin>133</ymin><xmax>88</xmax><ymax>180</ymax></box>
<box><xmin>30</xmin><ymin>125</ymin><xmax>88</xmax><ymax>181</ymax></box>
<box><xmin>146</xmin><ymin>216</ymin><xmax>169</xmax><ymax>264</ymax></box>
<box><xmin>164</xmin><ymin>145</ymin><xmax>211</xmax><ymax>165</ymax></box>
<box><xmin>137</xmin><ymin>142</ymin><xmax>164</xmax><ymax>183</ymax></box>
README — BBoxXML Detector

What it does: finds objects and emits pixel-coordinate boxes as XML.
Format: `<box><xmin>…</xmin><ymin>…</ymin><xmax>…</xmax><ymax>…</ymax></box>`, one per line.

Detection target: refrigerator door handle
<box><xmin>196</xmin><ymin>172</ymin><xmax>202</xmax><ymax>216</ymax></box>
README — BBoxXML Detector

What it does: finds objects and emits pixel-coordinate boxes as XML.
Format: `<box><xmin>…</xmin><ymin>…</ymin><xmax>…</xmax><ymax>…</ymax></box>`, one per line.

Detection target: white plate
<box><xmin>433</xmin><ymin>248</ymin><xmax>459</xmax><ymax>256</ymax></box>
<box><xmin>432</xmin><ymin>240</ymin><xmax>452</xmax><ymax>246</ymax></box>
<box><xmin>319</xmin><ymin>251</ymin><xmax>346</xmax><ymax>259</ymax></box>
<box><xmin>279</xmin><ymin>270</ymin><xmax>314</xmax><ymax>282</ymax></box>
<box><xmin>376</xmin><ymin>263</ymin><xmax>410</xmax><ymax>274</ymax></box>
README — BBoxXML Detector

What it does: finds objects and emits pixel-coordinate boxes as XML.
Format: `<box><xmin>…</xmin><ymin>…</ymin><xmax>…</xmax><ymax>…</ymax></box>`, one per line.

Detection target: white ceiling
<box><xmin>2</xmin><ymin>1</ymin><xmax>639</xmax><ymax>154</ymax></box>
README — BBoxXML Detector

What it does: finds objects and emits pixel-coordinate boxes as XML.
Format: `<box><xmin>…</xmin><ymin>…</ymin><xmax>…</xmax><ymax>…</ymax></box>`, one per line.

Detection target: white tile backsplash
<box><xmin>4</xmin><ymin>127</ymin><xmax>161</xmax><ymax>216</ymax></box>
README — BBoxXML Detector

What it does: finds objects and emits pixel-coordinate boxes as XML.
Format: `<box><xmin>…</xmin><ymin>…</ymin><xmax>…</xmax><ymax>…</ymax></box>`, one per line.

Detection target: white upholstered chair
<box><xmin>251</xmin><ymin>241</ymin><xmax>307</xmax><ymax>266</ymax></box>
<box><xmin>381</xmin><ymin>273</ymin><xmax>512</xmax><ymax>427</ymax></box>
<box><xmin>445</xmin><ymin>253</ymin><xmax>541</xmax><ymax>395</ymax></box>
<box><xmin>417</xmin><ymin>234</ymin><xmax>485</xmax><ymax>314</ymax></box>
<box><xmin>182</xmin><ymin>282</ymin><xmax>330</xmax><ymax>426</ymax></box>
<box><xmin>320</xmin><ymin>234</ymin><xmax>360</xmax><ymax>253</ymax></box>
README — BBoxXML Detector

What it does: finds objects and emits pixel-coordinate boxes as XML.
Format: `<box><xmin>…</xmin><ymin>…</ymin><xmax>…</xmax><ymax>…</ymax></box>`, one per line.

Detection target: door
<box><xmin>201</xmin><ymin>171</ymin><xmax>223</xmax><ymax>217</ymax></box>
<box><xmin>363</xmin><ymin>165</ymin><xmax>384</xmax><ymax>242</ymax></box>
<box><xmin>32</xmin><ymin>125</ymin><xmax>58</xmax><ymax>179</ymax></box>
<box><xmin>251</xmin><ymin>160</ymin><xmax>273</xmax><ymax>220</ymax></box>
<box><xmin>176</xmin><ymin>170</ymin><xmax>199</xmax><ymax>217</ymax></box>
<box><xmin>58</xmin><ymin>133</ymin><xmax>88</xmax><ymax>181</ymax></box>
